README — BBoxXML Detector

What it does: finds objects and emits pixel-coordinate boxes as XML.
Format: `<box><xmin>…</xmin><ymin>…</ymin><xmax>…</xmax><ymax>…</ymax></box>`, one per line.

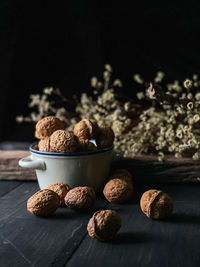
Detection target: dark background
<box><xmin>1</xmin><ymin>0</ymin><xmax>200</xmax><ymax>142</ymax></box>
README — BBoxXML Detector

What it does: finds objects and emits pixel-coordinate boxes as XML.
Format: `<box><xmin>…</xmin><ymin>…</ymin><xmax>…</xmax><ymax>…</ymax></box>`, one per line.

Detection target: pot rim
<box><xmin>30</xmin><ymin>143</ymin><xmax>113</xmax><ymax>157</ymax></box>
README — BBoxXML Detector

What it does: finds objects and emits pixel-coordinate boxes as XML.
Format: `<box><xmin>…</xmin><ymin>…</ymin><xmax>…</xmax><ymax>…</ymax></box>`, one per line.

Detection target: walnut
<box><xmin>27</xmin><ymin>189</ymin><xmax>60</xmax><ymax>216</ymax></box>
<box><xmin>64</xmin><ymin>186</ymin><xmax>96</xmax><ymax>211</ymax></box>
<box><xmin>50</xmin><ymin>130</ymin><xmax>78</xmax><ymax>153</ymax></box>
<box><xmin>32</xmin><ymin>144</ymin><xmax>39</xmax><ymax>150</ymax></box>
<box><xmin>35</xmin><ymin>116</ymin><xmax>65</xmax><ymax>139</ymax></box>
<box><xmin>96</xmin><ymin>125</ymin><xmax>115</xmax><ymax>148</ymax></box>
<box><xmin>78</xmin><ymin>139</ymin><xmax>97</xmax><ymax>152</ymax></box>
<box><xmin>38</xmin><ymin>137</ymin><xmax>51</xmax><ymax>152</ymax></box>
<box><xmin>140</xmin><ymin>189</ymin><xmax>173</xmax><ymax>219</ymax></box>
<box><xmin>103</xmin><ymin>178</ymin><xmax>133</xmax><ymax>204</ymax></box>
<box><xmin>87</xmin><ymin>210</ymin><xmax>121</xmax><ymax>241</ymax></box>
<box><xmin>74</xmin><ymin>119</ymin><xmax>99</xmax><ymax>140</ymax></box>
<box><xmin>46</xmin><ymin>182</ymin><xmax>71</xmax><ymax>206</ymax></box>
<box><xmin>110</xmin><ymin>169</ymin><xmax>133</xmax><ymax>183</ymax></box>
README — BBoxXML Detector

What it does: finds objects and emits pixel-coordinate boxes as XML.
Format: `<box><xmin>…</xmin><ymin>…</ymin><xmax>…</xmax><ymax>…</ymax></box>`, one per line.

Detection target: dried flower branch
<box><xmin>16</xmin><ymin>87</ymin><xmax>79</xmax><ymax>128</ymax></box>
<box><xmin>16</xmin><ymin>65</ymin><xmax>200</xmax><ymax>161</ymax></box>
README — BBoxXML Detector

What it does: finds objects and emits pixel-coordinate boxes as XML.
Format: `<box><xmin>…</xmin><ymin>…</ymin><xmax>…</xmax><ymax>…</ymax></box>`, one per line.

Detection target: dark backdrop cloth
<box><xmin>1</xmin><ymin>1</ymin><xmax>200</xmax><ymax>141</ymax></box>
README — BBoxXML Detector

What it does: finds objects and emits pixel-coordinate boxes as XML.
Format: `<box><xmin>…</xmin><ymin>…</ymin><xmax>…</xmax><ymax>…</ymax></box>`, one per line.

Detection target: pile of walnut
<box><xmin>27</xmin><ymin>169</ymin><xmax>174</xmax><ymax>242</ymax></box>
<box><xmin>34</xmin><ymin>116</ymin><xmax>115</xmax><ymax>153</ymax></box>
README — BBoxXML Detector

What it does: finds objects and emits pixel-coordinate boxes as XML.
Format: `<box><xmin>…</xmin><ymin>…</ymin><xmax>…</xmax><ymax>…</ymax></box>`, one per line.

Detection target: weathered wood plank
<box><xmin>66</xmin><ymin>184</ymin><xmax>200</xmax><ymax>267</ymax></box>
<box><xmin>0</xmin><ymin>235</ymin><xmax>32</xmax><ymax>267</ymax></box>
<box><xmin>0</xmin><ymin>142</ymin><xmax>31</xmax><ymax>150</ymax></box>
<box><xmin>0</xmin><ymin>182</ymin><xmax>108</xmax><ymax>267</ymax></box>
<box><xmin>1</xmin><ymin>182</ymin><xmax>200</xmax><ymax>267</ymax></box>
<box><xmin>1</xmin><ymin>148</ymin><xmax>200</xmax><ymax>184</ymax></box>
<box><xmin>112</xmin><ymin>155</ymin><xmax>200</xmax><ymax>184</ymax></box>
<box><xmin>0</xmin><ymin>150</ymin><xmax>36</xmax><ymax>180</ymax></box>
<box><xmin>1</xmin><ymin>149</ymin><xmax>200</xmax><ymax>184</ymax></box>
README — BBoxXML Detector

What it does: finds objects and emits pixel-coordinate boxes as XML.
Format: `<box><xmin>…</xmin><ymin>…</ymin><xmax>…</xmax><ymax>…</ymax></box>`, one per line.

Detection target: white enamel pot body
<box><xmin>19</xmin><ymin>145</ymin><xmax>113</xmax><ymax>192</ymax></box>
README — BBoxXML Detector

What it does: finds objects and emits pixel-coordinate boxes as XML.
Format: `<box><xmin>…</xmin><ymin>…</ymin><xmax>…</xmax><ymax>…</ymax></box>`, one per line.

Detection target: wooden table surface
<box><xmin>0</xmin><ymin>180</ymin><xmax>200</xmax><ymax>267</ymax></box>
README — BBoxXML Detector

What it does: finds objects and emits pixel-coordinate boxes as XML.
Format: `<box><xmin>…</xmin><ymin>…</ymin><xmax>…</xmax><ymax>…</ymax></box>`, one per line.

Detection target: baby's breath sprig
<box><xmin>16</xmin><ymin>87</ymin><xmax>79</xmax><ymax>128</ymax></box>
<box><xmin>16</xmin><ymin>66</ymin><xmax>200</xmax><ymax>161</ymax></box>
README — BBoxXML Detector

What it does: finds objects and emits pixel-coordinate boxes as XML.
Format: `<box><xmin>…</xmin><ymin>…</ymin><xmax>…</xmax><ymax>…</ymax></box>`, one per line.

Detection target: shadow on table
<box><xmin>166</xmin><ymin>213</ymin><xmax>200</xmax><ymax>225</ymax></box>
<box><xmin>50</xmin><ymin>210</ymin><xmax>87</xmax><ymax>220</ymax></box>
<box><xmin>112</xmin><ymin>231</ymin><xmax>151</xmax><ymax>244</ymax></box>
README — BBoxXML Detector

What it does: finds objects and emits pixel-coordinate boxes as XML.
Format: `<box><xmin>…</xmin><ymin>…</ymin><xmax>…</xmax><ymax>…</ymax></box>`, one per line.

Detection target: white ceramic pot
<box><xmin>18</xmin><ymin>144</ymin><xmax>113</xmax><ymax>192</ymax></box>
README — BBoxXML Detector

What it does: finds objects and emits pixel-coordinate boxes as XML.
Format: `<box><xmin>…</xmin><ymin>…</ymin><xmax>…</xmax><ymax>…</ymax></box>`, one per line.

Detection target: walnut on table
<box><xmin>103</xmin><ymin>178</ymin><xmax>133</xmax><ymax>204</ymax></box>
<box><xmin>87</xmin><ymin>209</ymin><xmax>121</xmax><ymax>241</ymax></box>
<box><xmin>140</xmin><ymin>189</ymin><xmax>173</xmax><ymax>219</ymax></box>
<box><xmin>27</xmin><ymin>189</ymin><xmax>60</xmax><ymax>216</ymax></box>
<box><xmin>46</xmin><ymin>182</ymin><xmax>71</xmax><ymax>206</ymax></box>
<box><xmin>109</xmin><ymin>169</ymin><xmax>133</xmax><ymax>183</ymax></box>
<box><xmin>64</xmin><ymin>186</ymin><xmax>96</xmax><ymax>212</ymax></box>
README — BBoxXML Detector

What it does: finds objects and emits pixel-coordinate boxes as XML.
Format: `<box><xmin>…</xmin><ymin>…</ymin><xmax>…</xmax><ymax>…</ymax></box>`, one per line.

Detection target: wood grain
<box><xmin>0</xmin><ymin>150</ymin><xmax>36</xmax><ymax>181</ymax></box>
<box><xmin>1</xmin><ymin>149</ymin><xmax>200</xmax><ymax>184</ymax></box>
<box><xmin>66</xmin><ymin>184</ymin><xmax>200</xmax><ymax>267</ymax></box>
<box><xmin>0</xmin><ymin>182</ymin><xmax>108</xmax><ymax>267</ymax></box>
<box><xmin>1</xmin><ymin>181</ymin><xmax>200</xmax><ymax>267</ymax></box>
<box><xmin>0</xmin><ymin>181</ymin><xmax>22</xmax><ymax>197</ymax></box>
<box><xmin>112</xmin><ymin>154</ymin><xmax>200</xmax><ymax>184</ymax></box>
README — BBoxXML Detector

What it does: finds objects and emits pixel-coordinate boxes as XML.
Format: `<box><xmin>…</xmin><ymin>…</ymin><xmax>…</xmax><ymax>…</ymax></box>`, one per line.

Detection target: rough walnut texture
<box><xmin>38</xmin><ymin>137</ymin><xmax>51</xmax><ymax>152</ymax></box>
<box><xmin>110</xmin><ymin>169</ymin><xmax>133</xmax><ymax>183</ymax></box>
<box><xmin>96</xmin><ymin>125</ymin><xmax>115</xmax><ymax>149</ymax></box>
<box><xmin>32</xmin><ymin>144</ymin><xmax>39</xmax><ymax>150</ymax></box>
<box><xmin>46</xmin><ymin>182</ymin><xmax>71</xmax><ymax>206</ymax></box>
<box><xmin>87</xmin><ymin>209</ymin><xmax>121</xmax><ymax>241</ymax></box>
<box><xmin>64</xmin><ymin>186</ymin><xmax>96</xmax><ymax>211</ymax></box>
<box><xmin>78</xmin><ymin>139</ymin><xmax>97</xmax><ymax>152</ymax></box>
<box><xmin>50</xmin><ymin>130</ymin><xmax>78</xmax><ymax>153</ymax></box>
<box><xmin>27</xmin><ymin>189</ymin><xmax>60</xmax><ymax>216</ymax></box>
<box><xmin>103</xmin><ymin>178</ymin><xmax>133</xmax><ymax>204</ymax></box>
<box><xmin>35</xmin><ymin>116</ymin><xmax>65</xmax><ymax>139</ymax></box>
<box><xmin>140</xmin><ymin>189</ymin><xmax>173</xmax><ymax>219</ymax></box>
<box><xmin>74</xmin><ymin>119</ymin><xmax>99</xmax><ymax>140</ymax></box>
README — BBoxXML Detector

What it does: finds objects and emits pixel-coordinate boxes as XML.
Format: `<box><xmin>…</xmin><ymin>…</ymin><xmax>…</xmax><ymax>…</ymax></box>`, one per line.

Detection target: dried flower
<box><xmin>103</xmin><ymin>71</ymin><xmax>110</xmax><ymax>80</ymax></box>
<box><xmin>91</xmin><ymin>77</ymin><xmax>98</xmax><ymax>87</ymax></box>
<box><xmin>16</xmin><ymin>115</ymin><xmax>23</xmax><ymax>123</ymax></box>
<box><xmin>187</xmin><ymin>102</ymin><xmax>194</xmax><ymax>110</ymax></box>
<box><xmin>154</xmin><ymin>71</ymin><xmax>165</xmax><ymax>83</ymax></box>
<box><xmin>113</xmin><ymin>79</ymin><xmax>122</xmax><ymax>87</ymax></box>
<box><xmin>104</xmin><ymin>64</ymin><xmax>112</xmax><ymax>72</ymax></box>
<box><xmin>133</xmin><ymin>74</ymin><xmax>144</xmax><ymax>84</ymax></box>
<box><xmin>16</xmin><ymin>65</ymin><xmax>200</xmax><ymax>161</ymax></box>
<box><xmin>43</xmin><ymin>87</ymin><xmax>53</xmax><ymax>95</ymax></box>
<box><xmin>193</xmin><ymin>114</ymin><xmax>200</xmax><ymax>122</ymax></box>
<box><xmin>184</xmin><ymin>79</ymin><xmax>192</xmax><ymax>91</ymax></box>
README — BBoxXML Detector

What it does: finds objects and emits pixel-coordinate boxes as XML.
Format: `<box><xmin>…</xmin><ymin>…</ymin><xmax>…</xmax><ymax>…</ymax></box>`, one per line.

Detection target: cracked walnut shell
<box><xmin>64</xmin><ymin>186</ymin><xmax>96</xmax><ymax>211</ymax></box>
<box><xmin>35</xmin><ymin>116</ymin><xmax>65</xmax><ymax>139</ymax></box>
<box><xmin>74</xmin><ymin>119</ymin><xmax>99</xmax><ymax>140</ymax></box>
<box><xmin>103</xmin><ymin>178</ymin><xmax>133</xmax><ymax>204</ymax></box>
<box><xmin>46</xmin><ymin>182</ymin><xmax>71</xmax><ymax>206</ymax></box>
<box><xmin>87</xmin><ymin>210</ymin><xmax>121</xmax><ymax>241</ymax></box>
<box><xmin>50</xmin><ymin>130</ymin><xmax>78</xmax><ymax>153</ymax></box>
<box><xmin>140</xmin><ymin>189</ymin><xmax>173</xmax><ymax>219</ymax></box>
<box><xmin>96</xmin><ymin>125</ymin><xmax>115</xmax><ymax>148</ymax></box>
<box><xmin>27</xmin><ymin>189</ymin><xmax>60</xmax><ymax>216</ymax></box>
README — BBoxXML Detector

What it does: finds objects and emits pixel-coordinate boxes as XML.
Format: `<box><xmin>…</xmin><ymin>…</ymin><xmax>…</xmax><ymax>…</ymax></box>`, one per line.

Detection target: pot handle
<box><xmin>19</xmin><ymin>155</ymin><xmax>46</xmax><ymax>170</ymax></box>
